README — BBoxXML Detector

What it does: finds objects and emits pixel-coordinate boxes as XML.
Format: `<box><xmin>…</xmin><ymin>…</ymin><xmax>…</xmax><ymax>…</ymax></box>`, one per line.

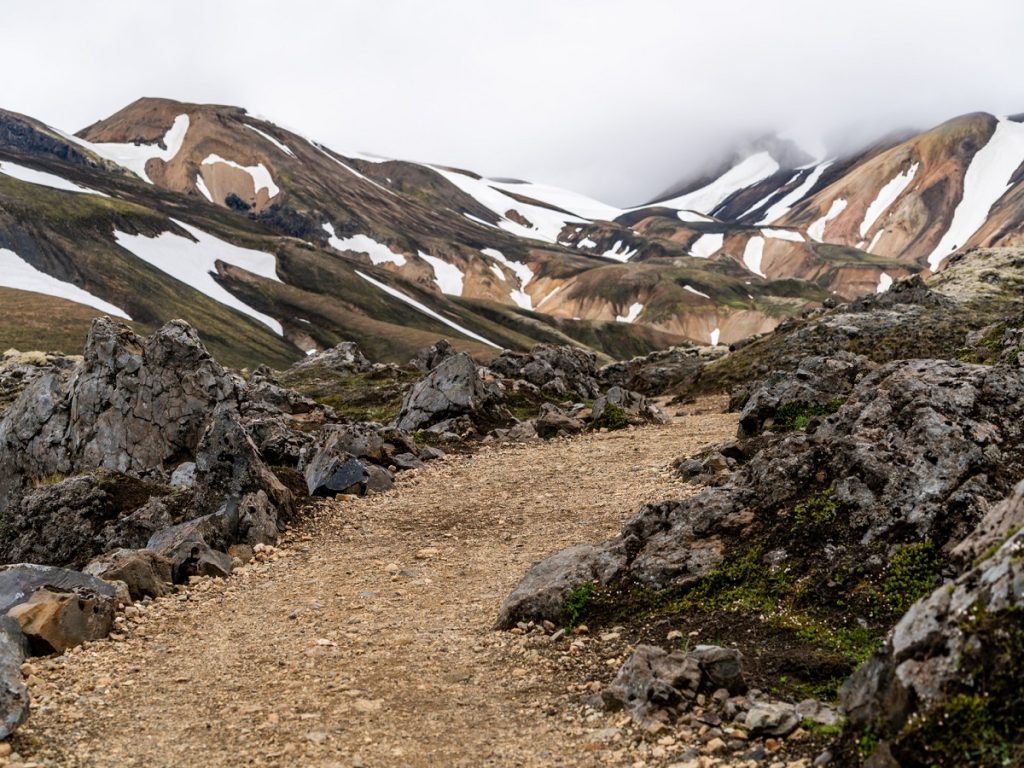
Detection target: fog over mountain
<box><xmin>3</xmin><ymin>0</ymin><xmax>1024</xmax><ymax>204</ymax></box>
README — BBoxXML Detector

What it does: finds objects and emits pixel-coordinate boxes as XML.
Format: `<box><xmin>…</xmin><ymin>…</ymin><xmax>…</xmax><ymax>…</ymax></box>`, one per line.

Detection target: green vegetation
<box><xmin>873</xmin><ymin>542</ymin><xmax>942</xmax><ymax>617</ymax></box>
<box><xmin>895</xmin><ymin>694</ymin><xmax>1013</xmax><ymax>767</ymax></box>
<box><xmin>562</xmin><ymin>581</ymin><xmax>598</xmax><ymax>627</ymax></box>
<box><xmin>280</xmin><ymin>366</ymin><xmax>420</xmax><ymax>423</ymax></box>
<box><xmin>773</xmin><ymin>399</ymin><xmax>845</xmax><ymax>431</ymax></box>
<box><xmin>793</xmin><ymin>489</ymin><xmax>840</xmax><ymax>528</ymax></box>
<box><xmin>590</xmin><ymin>402</ymin><xmax>630</xmax><ymax>431</ymax></box>
<box><xmin>801</xmin><ymin>719</ymin><xmax>845</xmax><ymax>739</ymax></box>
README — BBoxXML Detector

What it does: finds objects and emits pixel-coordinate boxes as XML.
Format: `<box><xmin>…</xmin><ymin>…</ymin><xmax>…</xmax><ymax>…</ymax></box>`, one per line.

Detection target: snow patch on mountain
<box><xmin>927</xmin><ymin>117</ymin><xmax>1024</xmax><ymax>270</ymax></box>
<box><xmin>652</xmin><ymin>152</ymin><xmax>780</xmax><ymax>214</ymax></box>
<box><xmin>244</xmin><ymin>124</ymin><xmax>295</xmax><ymax>157</ymax></box>
<box><xmin>709</xmin><ymin>328</ymin><xmax>721</xmax><ymax>346</ymax></box>
<box><xmin>195</xmin><ymin>174</ymin><xmax>213</xmax><ymax>202</ymax></box>
<box><xmin>0</xmin><ymin>160</ymin><xmax>108</xmax><ymax>196</ymax></box>
<box><xmin>113</xmin><ymin>220</ymin><xmax>282</xmax><ymax>334</ymax></box>
<box><xmin>615</xmin><ymin>302</ymin><xmax>644</xmax><ymax>323</ymax></box>
<box><xmin>322</xmin><ymin>224</ymin><xmax>406</xmax><ymax>266</ymax></box>
<box><xmin>677</xmin><ymin>210</ymin><xmax>713</xmax><ymax>223</ymax></box>
<box><xmin>577</xmin><ymin>238</ymin><xmax>597</xmax><ymax>249</ymax></box>
<box><xmin>481</xmin><ymin>248</ymin><xmax>534</xmax><ymax>310</ymax></box>
<box><xmin>808</xmin><ymin>198</ymin><xmax>847</xmax><ymax>242</ymax></box>
<box><xmin>431</xmin><ymin>166</ymin><xmax>584</xmax><ymax>243</ymax></box>
<box><xmin>742</xmin><ymin>236</ymin><xmax>767</xmax><ymax>278</ymax></box>
<box><xmin>683</xmin><ymin>284</ymin><xmax>711</xmax><ymax>299</ymax></box>
<box><xmin>761</xmin><ymin>228</ymin><xmax>804</xmax><ymax>242</ymax></box>
<box><xmin>354</xmin><ymin>270</ymin><xmax>499</xmax><ymax>349</ymax></box>
<box><xmin>419</xmin><ymin>252</ymin><xmax>465</xmax><ymax>296</ymax></box>
<box><xmin>0</xmin><ymin>248</ymin><xmax>131</xmax><ymax>319</ymax></box>
<box><xmin>86</xmin><ymin>114</ymin><xmax>190</xmax><ymax>184</ymax></box>
<box><xmin>859</xmin><ymin>163</ymin><xmax>919</xmax><ymax>238</ymax></box>
<box><xmin>603</xmin><ymin>240</ymin><xmax>638</xmax><ymax>262</ymax></box>
<box><xmin>201</xmin><ymin>154</ymin><xmax>280</xmax><ymax>198</ymax></box>
<box><xmin>688</xmin><ymin>233</ymin><xmax>724</xmax><ymax>258</ymax></box>
<box><xmin>877</xmin><ymin>272</ymin><xmax>893</xmax><ymax>293</ymax></box>
<box><xmin>487</xmin><ymin>179</ymin><xmax>622</xmax><ymax>221</ymax></box>
<box><xmin>757</xmin><ymin>161</ymin><xmax>832</xmax><ymax>224</ymax></box>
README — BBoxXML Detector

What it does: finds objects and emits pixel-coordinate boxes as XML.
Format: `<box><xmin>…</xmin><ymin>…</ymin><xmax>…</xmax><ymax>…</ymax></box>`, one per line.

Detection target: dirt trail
<box><xmin>14</xmin><ymin>402</ymin><xmax>737</xmax><ymax>768</ymax></box>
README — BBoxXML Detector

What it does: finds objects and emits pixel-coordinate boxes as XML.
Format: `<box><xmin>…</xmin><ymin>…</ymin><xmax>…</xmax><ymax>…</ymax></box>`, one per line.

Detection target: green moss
<box><xmin>895</xmin><ymin>694</ymin><xmax>1012</xmax><ymax>767</ymax></box>
<box><xmin>773</xmin><ymin>399</ymin><xmax>845</xmax><ymax>431</ymax></box>
<box><xmin>590</xmin><ymin>402</ymin><xmax>630</xmax><ymax>431</ymax></box>
<box><xmin>563</xmin><ymin>581</ymin><xmax>598</xmax><ymax>627</ymax></box>
<box><xmin>794</xmin><ymin>489</ymin><xmax>839</xmax><ymax>528</ymax></box>
<box><xmin>801</xmin><ymin>719</ymin><xmax>845</xmax><ymax>739</ymax></box>
<box><xmin>874</xmin><ymin>542</ymin><xmax>941</xmax><ymax>617</ymax></box>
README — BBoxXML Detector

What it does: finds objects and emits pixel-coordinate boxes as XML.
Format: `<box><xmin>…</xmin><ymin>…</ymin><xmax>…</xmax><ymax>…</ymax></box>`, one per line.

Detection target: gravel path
<box><xmin>13</xmin><ymin>401</ymin><xmax>737</xmax><ymax>768</ymax></box>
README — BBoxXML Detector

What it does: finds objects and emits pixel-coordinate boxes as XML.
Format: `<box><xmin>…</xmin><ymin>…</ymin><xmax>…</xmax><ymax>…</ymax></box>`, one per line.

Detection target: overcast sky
<box><xmin>4</xmin><ymin>1</ymin><xmax>1024</xmax><ymax>204</ymax></box>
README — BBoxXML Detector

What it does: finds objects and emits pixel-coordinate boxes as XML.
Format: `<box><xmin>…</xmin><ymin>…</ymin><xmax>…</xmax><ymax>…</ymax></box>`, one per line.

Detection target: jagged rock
<box><xmin>0</xmin><ymin>616</ymin><xmax>28</xmax><ymax>738</ymax></box>
<box><xmin>0</xmin><ymin>349</ymin><xmax>78</xmax><ymax>417</ymax></box>
<box><xmin>170</xmin><ymin>462</ymin><xmax>197</xmax><ymax>488</ymax></box>
<box><xmin>488</xmin><ymin>345</ymin><xmax>601</xmax><ymax>400</ymax></box>
<box><xmin>146</xmin><ymin>518</ymin><xmax>234</xmax><ymax>581</ymax></box>
<box><xmin>498</xmin><ymin>358</ymin><xmax>1024</xmax><ymax>626</ymax></box>
<box><xmin>745</xmin><ymin>701</ymin><xmax>801</xmax><ymax>737</ymax></box>
<box><xmin>599</xmin><ymin>345</ymin><xmax>725</xmax><ymax>395</ymax></box>
<box><xmin>735</xmin><ymin>352</ymin><xmax>875</xmax><ymax>436</ymax></box>
<box><xmin>841</xmin><ymin>519</ymin><xmax>1024</xmax><ymax>762</ymax></box>
<box><xmin>534</xmin><ymin>403</ymin><xmax>585</xmax><ymax>438</ymax></box>
<box><xmin>0</xmin><ymin>472</ymin><xmax>181</xmax><ymax>569</ymax></box>
<box><xmin>688</xmin><ymin>645</ymin><xmax>746</xmax><ymax>692</ymax></box>
<box><xmin>601</xmin><ymin>645</ymin><xmax>702</xmax><ymax>720</ymax></box>
<box><xmin>409</xmin><ymin>339</ymin><xmax>457</xmax><ymax>372</ymax></box>
<box><xmin>600</xmin><ymin>644</ymin><xmax>745</xmax><ymax>721</ymax></box>
<box><xmin>591</xmin><ymin>386</ymin><xmax>669</xmax><ymax>426</ymax></box>
<box><xmin>305</xmin><ymin>454</ymin><xmax>368</xmax><ymax>496</ymax></box>
<box><xmin>83</xmin><ymin>548</ymin><xmax>173</xmax><ymax>600</ymax></box>
<box><xmin>8</xmin><ymin>588</ymin><xmax>115</xmax><ymax>653</ymax></box>
<box><xmin>285</xmin><ymin>341</ymin><xmax>371</xmax><ymax>376</ymax></box>
<box><xmin>796</xmin><ymin>698</ymin><xmax>840</xmax><ymax>727</ymax></box>
<box><xmin>394</xmin><ymin>353</ymin><xmax>493</xmax><ymax>431</ymax></box>
<box><xmin>0</xmin><ymin>564</ymin><xmax>120</xmax><ymax>652</ymax></box>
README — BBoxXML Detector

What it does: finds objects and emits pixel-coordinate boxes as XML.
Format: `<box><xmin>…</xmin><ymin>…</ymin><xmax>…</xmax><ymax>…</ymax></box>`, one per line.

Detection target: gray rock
<box><xmin>745</xmin><ymin>701</ymin><xmax>800</xmax><ymax>736</ymax></box>
<box><xmin>169</xmin><ymin>462</ymin><xmax>197</xmax><ymax>488</ymax></box>
<box><xmin>146</xmin><ymin>517</ymin><xmax>234</xmax><ymax>581</ymax></box>
<box><xmin>601</xmin><ymin>644</ymin><xmax>702</xmax><ymax>720</ymax></box>
<box><xmin>285</xmin><ymin>341</ymin><xmax>371</xmax><ymax>376</ymax></box>
<box><xmin>0</xmin><ymin>563</ymin><xmax>119</xmax><ymax>613</ymax></box>
<box><xmin>83</xmin><ymin>548</ymin><xmax>173</xmax><ymax>600</ymax></box>
<box><xmin>488</xmin><ymin>345</ymin><xmax>601</xmax><ymax>400</ymax></box>
<box><xmin>409</xmin><ymin>339</ymin><xmax>457</xmax><ymax>373</ymax></box>
<box><xmin>0</xmin><ymin>616</ymin><xmax>28</xmax><ymax>738</ymax></box>
<box><xmin>689</xmin><ymin>645</ymin><xmax>745</xmax><ymax>693</ymax></box>
<box><xmin>592</xmin><ymin>386</ymin><xmax>669</xmax><ymax>426</ymax></box>
<box><xmin>534</xmin><ymin>403</ymin><xmax>585</xmax><ymax>438</ymax></box>
<box><xmin>364</xmin><ymin>465</ymin><xmax>394</xmax><ymax>494</ymax></box>
<box><xmin>395</xmin><ymin>353</ymin><xmax>490</xmax><ymax>431</ymax></box>
<box><xmin>305</xmin><ymin>454</ymin><xmax>368</xmax><ymax>496</ymax></box>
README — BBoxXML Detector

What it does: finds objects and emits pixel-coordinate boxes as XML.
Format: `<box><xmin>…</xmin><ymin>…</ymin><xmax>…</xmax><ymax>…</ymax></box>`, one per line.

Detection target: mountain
<box><xmin>1</xmin><ymin>98</ymin><xmax>1023</xmax><ymax>366</ymax></box>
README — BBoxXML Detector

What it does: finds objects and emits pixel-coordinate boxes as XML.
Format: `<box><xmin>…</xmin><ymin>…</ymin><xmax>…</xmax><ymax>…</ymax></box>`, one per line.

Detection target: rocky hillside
<box><xmin>2</xmin><ymin>100</ymin><xmax>1023</xmax><ymax>363</ymax></box>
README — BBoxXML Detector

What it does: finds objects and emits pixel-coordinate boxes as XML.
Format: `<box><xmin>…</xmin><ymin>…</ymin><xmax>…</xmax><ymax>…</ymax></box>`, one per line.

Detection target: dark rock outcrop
<box><xmin>488</xmin><ymin>345</ymin><xmax>601</xmax><ymax>400</ymax></box>
<box><xmin>409</xmin><ymin>339</ymin><xmax>456</xmax><ymax>373</ymax></box>
<box><xmin>394</xmin><ymin>353</ymin><xmax>495</xmax><ymax>431</ymax></box>
<box><xmin>83</xmin><ymin>548</ymin><xmax>173</xmax><ymax>600</ymax></box>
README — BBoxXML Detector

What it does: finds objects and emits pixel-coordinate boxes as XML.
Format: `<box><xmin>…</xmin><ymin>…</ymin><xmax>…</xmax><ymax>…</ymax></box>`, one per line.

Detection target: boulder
<box><xmin>305</xmin><ymin>453</ymin><xmax>368</xmax><ymax>497</ymax></box>
<box><xmin>591</xmin><ymin>386</ymin><xmax>668</xmax><ymax>427</ymax></box>
<box><xmin>599</xmin><ymin>345</ymin><xmax>725</xmax><ymax>396</ymax></box>
<box><xmin>409</xmin><ymin>339</ymin><xmax>457</xmax><ymax>372</ymax></box>
<box><xmin>744</xmin><ymin>701</ymin><xmax>801</xmax><ymax>737</ymax></box>
<box><xmin>146</xmin><ymin>519</ymin><xmax>234</xmax><ymax>581</ymax></box>
<box><xmin>394</xmin><ymin>353</ymin><xmax>491</xmax><ymax>431</ymax></box>
<box><xmin>534</xmin><ymin>404</ymin><xmax>585</xmax><ymax>438</ymax></box>
<box><xmin>284</xmin><ymin>341</ymin><xmax>371</xmax><ymax>377</ymax></box>
<box><xmin>488</xmin><ymin>345</ymin><xmax>601</xmax><ymax>400</ymax></box>
<box><xmin>0</xmin><ymin>616</ymin><xmax>28</xmax><ymax>738</ymax></box>
<box><xmin>83</xmin><ymin>548</ymin><xmax>173</xmax><ymax>600</ymax></box>
<box><xmin>689</xmin><ymin>645</ymin><xmax>745</xmax><ymax>693</ymax></box>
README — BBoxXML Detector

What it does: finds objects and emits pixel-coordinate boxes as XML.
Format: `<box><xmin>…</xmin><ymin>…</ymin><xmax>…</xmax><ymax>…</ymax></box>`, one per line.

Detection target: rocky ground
<box><xmin>3</xmin><ymin>403</ymin><xmax>793</xmax><ymax>768</ymax></box>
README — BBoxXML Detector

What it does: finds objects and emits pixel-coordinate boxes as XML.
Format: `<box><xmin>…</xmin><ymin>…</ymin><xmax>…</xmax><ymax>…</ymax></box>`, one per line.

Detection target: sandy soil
<box><xmin>12</xmin><ymin>401</ymin><xmax>739</xmax><ymax>768</ymax></box>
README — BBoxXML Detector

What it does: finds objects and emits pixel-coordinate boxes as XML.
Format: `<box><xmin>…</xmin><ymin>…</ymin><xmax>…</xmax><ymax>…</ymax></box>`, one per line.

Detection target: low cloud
<box><xmin>3</xmin><ymin>0</ymin><xmax>1022</xmax><ymax>205</ymax></box>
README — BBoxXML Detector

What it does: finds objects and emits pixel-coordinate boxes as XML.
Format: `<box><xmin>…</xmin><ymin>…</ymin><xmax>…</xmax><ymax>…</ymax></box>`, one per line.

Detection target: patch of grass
<box><xmin>801</xmin><ymin>719</ymin><xmax>845</xmax><ymax>739</ymax></box>
<box><xmin>563</xmin><ymin>581</ymin><xmax>598</xmax><ymax>627</ymax></box>
<box><xmin>793</xmin><ymin>489</ymin><xmax>839</xmax><ymax>528</ymax></box>
<box><xmin>590</xmin><ymin>402</ymin><xmax>630</xmax><ymax>431</ymax></box>
<box><xmin>873</xmin><ymin>541</ymin><xmax>942</xmax><ymax>617</ymax></box>
<box><xmin>773</xmin><ymin>399</ymin><xmax>845</xmax><ymax>431</ymax></box>
<box><xmin>280</xmin><ymin>367</ymin><xmax>420</xmax><ymax>424</ymax></box>
<box><xmin>895</xmin><ymin>694</ymin><xmax>1012</xmax><ymax>767</ymax></box>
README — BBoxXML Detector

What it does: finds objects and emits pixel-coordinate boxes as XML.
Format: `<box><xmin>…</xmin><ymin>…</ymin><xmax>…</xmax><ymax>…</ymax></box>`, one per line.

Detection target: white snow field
<box><xmin>114</xmin><ymin>220</ymin><xmax>282</xmax><ymax>334</ymax></box>
<box><xmin>419</xmin><ymin>252</ymin><xmax>465</xmax><ymax>296</ymax></box>
<box><xmin>0</xmin><ymin>248</ymin><xmax>131</xmax><ymax>319</ymax></box>
<box><xmin>757</xmin><ymin>161</ymin><xmax>832</xmax><ymax>224</ymax></box>
<box><xmin>0</xmin><ymin>160</ymin><xmax>107</xmax><ymax>196</ymax></box>
<box><xmin>615</xmin><ymin>302</ymin><xmax>644</xmax><ymax>323</ymax></box>
<box><xmin>807</xmin><ymin>199</ymin><xmax>848</xmax><ymax>242</ymax></box>
<box><xmin>859</xmin><ymin>163</ymin><xmax>919</xmax><ymax>238</ymax></box>
<box><xmin>86</xmin><ymin>114</ymin><xmax>190</xmax><ymax>184</ymax></box>
<box><xmin>354</xmin><ymin>270</ymin><xmax>499</xmax><ymax>349</ymax></box>
<box><xmin>195</xmin><ymin>174</ymin><xmax>213</xmax><ymax>202</ymax></box>
<box><xmin>244</xmin><ymin>124</ymin><xmax>295</xmax><ymax>157</ymax></box>
<box><xmin>742</xmin><ymin>236</ymin><xmax>767</xmax><ymax>277</ymax></box>
<box><xmin>481</xmin><ymin>248</ymin><xmax>534</xmax><ymax>309</ymax></box>
<box><xmin>603</xmin><ymin>240</ymin><xmax>638</xmax><ymax>262</ymax></box>
<box><xmin>322</xmin><ymin>224</ymin><xmax>407</xmax><ymax>266</ymax></box>
<box><xmin>927</xmin><ymin>118</ymin><xmax>1024</xmax><ymax>270</ymax></box>
<box><xmin>688</xmin><ymin>233</ymin><xmax>724</xmax><ymax>258</ymax></box>
<box><xmin>877</xmin><ymin>272</ymin><xmax>893</xmax><ymax>293</ymax></box>
<box><xmin>651</xmin><ymin>152</ymin><xmax>780</xmax><ymax>214</ymax></box>
<box><xmin>683</xmin><ymin>285</ymin><xmax>711</xmax><ymax>299</ymax></box>
<box><xmin>709</xmin><ymin>328</ymin><xmax>721</xmax><ymax>346</ymax></box>
<box><xmin>761</xmin><ymin>228</ymin><xmax>804</xmax><ymax>242</ymax></box>
<box><xmin>201</xmin><ymin>154</ymin><xmax>279</xmax><ymax>198</ymax></box>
